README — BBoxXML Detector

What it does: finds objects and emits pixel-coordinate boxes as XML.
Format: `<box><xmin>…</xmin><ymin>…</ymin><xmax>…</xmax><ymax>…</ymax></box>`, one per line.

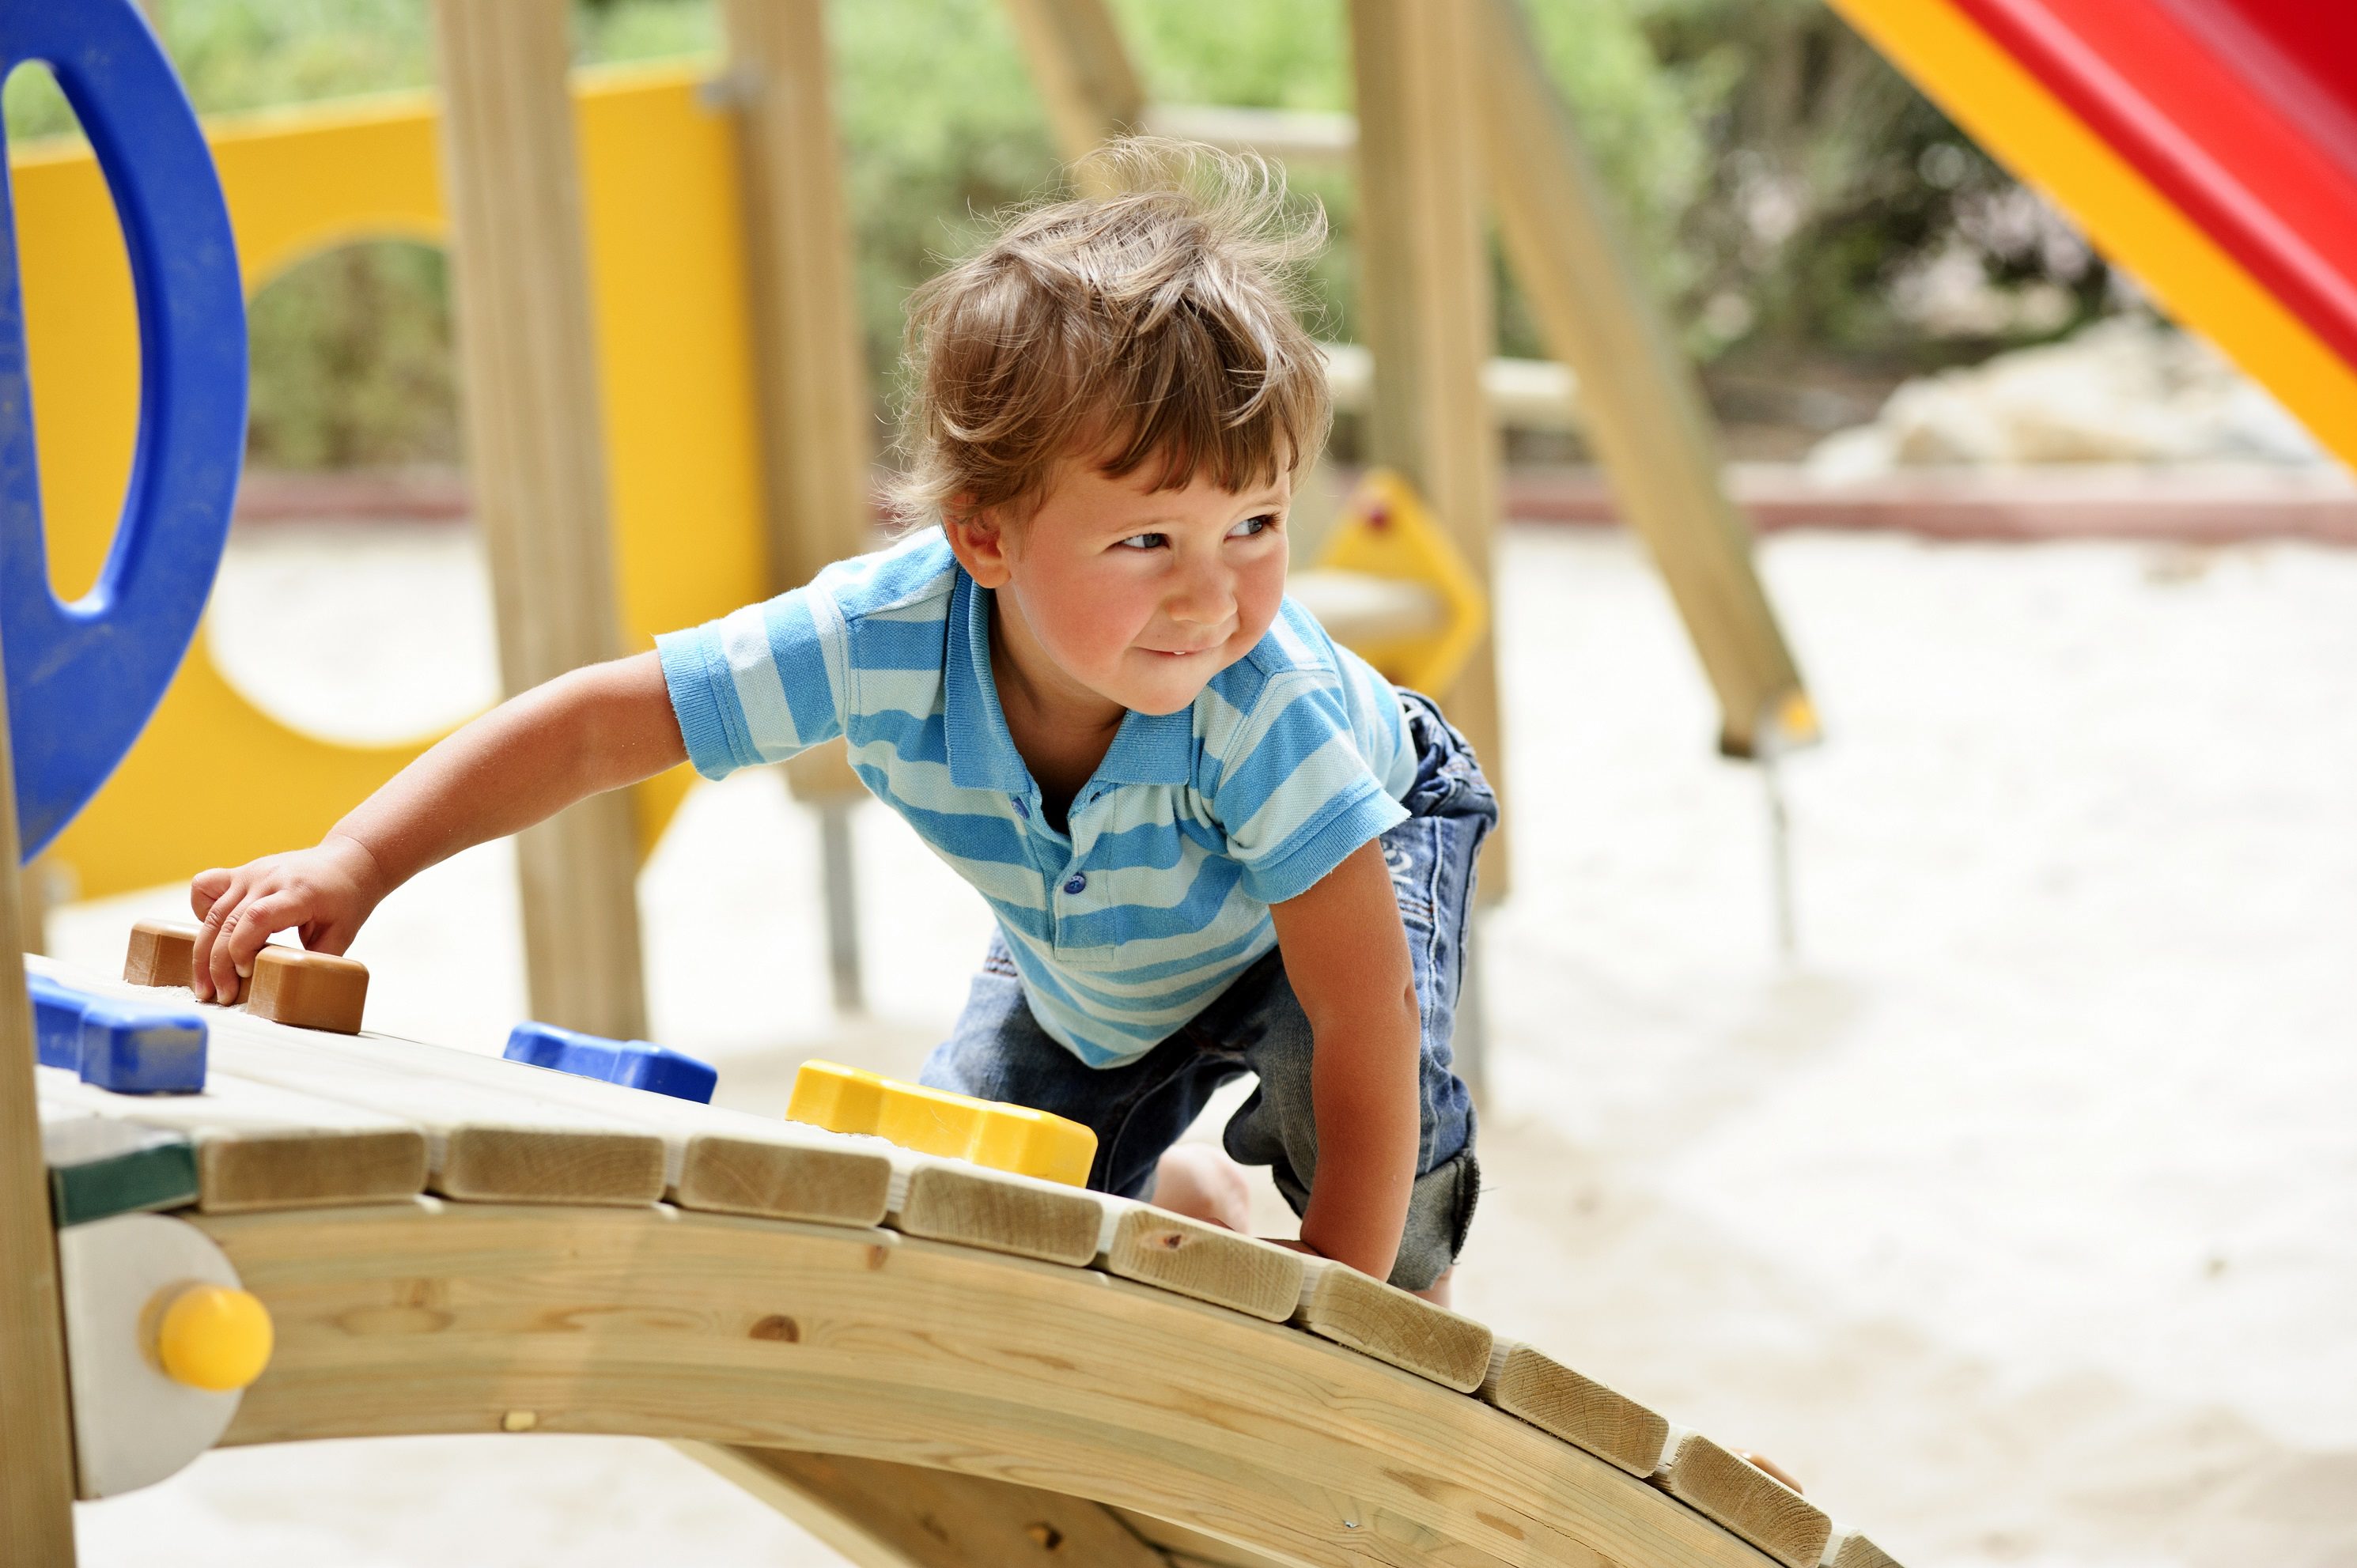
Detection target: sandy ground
<box><xmin>50</xmin><ymin>520</ymin><xmax>2357</xmax><ymax>1567</ymax></box>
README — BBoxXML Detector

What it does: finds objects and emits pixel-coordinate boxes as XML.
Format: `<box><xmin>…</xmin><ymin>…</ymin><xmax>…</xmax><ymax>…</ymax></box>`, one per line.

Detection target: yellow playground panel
<box><xmin>10</xmin><ymin>62</ymin><xmax>771</xmax><ymax>899</ymax></box>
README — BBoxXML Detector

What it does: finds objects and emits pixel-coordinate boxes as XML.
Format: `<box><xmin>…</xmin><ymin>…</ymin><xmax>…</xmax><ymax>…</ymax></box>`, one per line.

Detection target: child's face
<box><xmin>963</xmin><ymin>452</ymin><xmax>1292</xmax><ymax>718</ymax></box>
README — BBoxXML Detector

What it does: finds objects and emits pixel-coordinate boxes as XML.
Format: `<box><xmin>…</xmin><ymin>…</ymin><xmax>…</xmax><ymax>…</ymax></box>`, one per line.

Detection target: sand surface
<box><xmin>54</xmin><ymin>521</ymin><xmax>2357</xmax><ymax>1566</ymax></box>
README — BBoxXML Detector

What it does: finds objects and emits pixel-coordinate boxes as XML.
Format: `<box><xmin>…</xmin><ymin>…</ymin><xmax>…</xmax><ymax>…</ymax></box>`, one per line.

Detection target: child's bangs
<box><xmin>1088</xmin><ymin>310</ymin><xmax>1325</xmax><ymax>497</ymax></box>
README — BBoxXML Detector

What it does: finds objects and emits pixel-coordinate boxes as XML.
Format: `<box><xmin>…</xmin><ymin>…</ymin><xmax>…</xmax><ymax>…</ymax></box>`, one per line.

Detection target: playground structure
<box><xmin>6</xmin><ymin>0</ymin><xmax>2355</xmax><ymax>1563</ymax></box>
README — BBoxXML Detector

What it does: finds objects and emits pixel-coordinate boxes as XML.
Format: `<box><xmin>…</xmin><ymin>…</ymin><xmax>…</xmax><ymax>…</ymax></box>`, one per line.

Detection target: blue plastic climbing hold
<box><xmin>503</xmin><ymin>1021</ymin><xmax>717</xmax><ymax>1105</ymax></box>
<box><xmin>0</xmin><ymin>0</ymin><xmax>247</xmax><ymax>858</ymax></box>
<box><xmin>75</xmin><ymin>999</ymin><xmax>206</xmax><ymax>1094</ymax></box>
<box><xmin>26</xmin><ymin>973</ymin><xmax>93</xmax><ymax>1070</ymax></box>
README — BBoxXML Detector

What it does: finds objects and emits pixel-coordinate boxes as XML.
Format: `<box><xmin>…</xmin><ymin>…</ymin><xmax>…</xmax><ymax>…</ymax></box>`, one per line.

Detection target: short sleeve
<box><xmin>656</xmin><ymin>589</ymin><xmax>844</xmax><ymax>781</ymax></box>
<box><xmin>1210</xmin><ymin>674</ymin><xmax>1409</xmax><ymax>905</ymax></box>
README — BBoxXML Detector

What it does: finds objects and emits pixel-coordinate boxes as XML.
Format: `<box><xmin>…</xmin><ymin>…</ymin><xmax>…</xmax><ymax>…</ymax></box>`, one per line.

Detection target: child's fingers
<box><xmin>191</xmin><ymin>872</ymin><xmax>251</xmax><ymax>1001</ymax></box>
<box><xmin>219</xmin><ymin>890</ymin><xmax>303</xmax><ymax>996</ymax></box>
<box><xmin>190</xmin><ymin>867</ymin><xmax>233</xmax><ymax>921</ymax></box>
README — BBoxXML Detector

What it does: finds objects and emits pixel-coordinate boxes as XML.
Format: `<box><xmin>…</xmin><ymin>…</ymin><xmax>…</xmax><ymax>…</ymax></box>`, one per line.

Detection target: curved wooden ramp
<box><xmin>35</xmin><ymin>954</ymin><xmax>1903</xmax><ymax>1568</ymax></box>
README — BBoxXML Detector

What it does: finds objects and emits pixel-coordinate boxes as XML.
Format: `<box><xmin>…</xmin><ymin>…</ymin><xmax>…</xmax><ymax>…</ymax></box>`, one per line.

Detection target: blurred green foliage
<box><xmin>2</xmin><ymin>0</ymin><xmax>2095</xmax><ymax>468</ymax></box>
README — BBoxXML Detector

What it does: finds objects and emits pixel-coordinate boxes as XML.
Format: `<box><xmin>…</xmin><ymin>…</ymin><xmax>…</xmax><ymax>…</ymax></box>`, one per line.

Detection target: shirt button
<box><xmin>1064</xmin><ymin>874</ymin><xmax>1087</xmax><ymax>895</ymax></box>
<box><xmin>1012</xmin><ymin>797</ymin><xmax>1030</xmax><ymax>819</ymax></box>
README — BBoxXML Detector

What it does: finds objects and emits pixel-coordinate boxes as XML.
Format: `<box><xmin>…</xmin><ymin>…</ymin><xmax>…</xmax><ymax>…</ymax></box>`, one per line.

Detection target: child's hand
<box><xmin>188</xmin><ymin>833</ymin><xmax>384</xmax><ymax>1004</ymax></box>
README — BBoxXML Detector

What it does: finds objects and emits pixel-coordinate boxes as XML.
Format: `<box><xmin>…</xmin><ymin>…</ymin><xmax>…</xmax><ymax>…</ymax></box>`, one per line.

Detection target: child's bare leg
<box><xmin>1413</xmin><ymin>1265</ymin><xmax>1453</xmax><ymax>1307</ymax></box>
<box><xmin>1150</xmin><ymin>1143</ymin><xmax>1254</xmax><ymax>1232</ymax></box>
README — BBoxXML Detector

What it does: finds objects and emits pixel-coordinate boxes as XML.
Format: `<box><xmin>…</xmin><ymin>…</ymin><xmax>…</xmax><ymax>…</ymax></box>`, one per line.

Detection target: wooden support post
<box><xmin>1348</xmin><ymin>0</ymin><xmax>1509</xmax><ymax>894</ymax></box>
<box><xmin>429</xmin><ymin>0</ymin><xmax>648</xmax><ymax>1037</ymax></box>
<box><xmin>722</xmin><ymin>0</ymin><xmax>877</xmax><ymax>1007</ymax></box>
<box><xmin>0</xmin><ymin>667</ymin><xmax>79</xmax><ymax>1556</ymax></box>
<box><xmin>999</xmin><ymin>0</ymin><xmax>1144</xmax><ymax>179</ymax></box>
<box><xmin>675</xmin><ymin>1445</ymin><xmax>1172</xmax><ymax>1568</ymax></box>
<box><xmin>1474</xmin><ymin>0</ymin><xmax>1812</xmax><ymax>759</ymax></box>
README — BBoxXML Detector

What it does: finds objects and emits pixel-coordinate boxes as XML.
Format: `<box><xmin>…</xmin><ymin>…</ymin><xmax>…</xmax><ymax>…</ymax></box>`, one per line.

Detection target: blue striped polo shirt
<box><xmin>656</xmin><ymin>529</ymin><xmax>1416</xmax><ymax>1067</ymax></box>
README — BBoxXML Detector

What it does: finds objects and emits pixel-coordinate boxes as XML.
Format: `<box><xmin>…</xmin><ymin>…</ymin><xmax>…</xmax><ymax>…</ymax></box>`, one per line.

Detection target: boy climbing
<box><xmin>182</xmin><ymin>141</ymin><xmax>1495</xmax><ymax>1305</ymax></box>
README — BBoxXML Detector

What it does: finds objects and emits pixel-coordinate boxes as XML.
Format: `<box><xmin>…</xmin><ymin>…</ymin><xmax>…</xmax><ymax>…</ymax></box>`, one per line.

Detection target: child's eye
<box><xmin>1115</xmin><ymin>532</ymin><xmax>1168</xmax><ymax>550</ymax></box>
<box><xmin>1228</xmin><ymin>513</ymin><xmax>1281</xmax><ymax>538</ymax></box>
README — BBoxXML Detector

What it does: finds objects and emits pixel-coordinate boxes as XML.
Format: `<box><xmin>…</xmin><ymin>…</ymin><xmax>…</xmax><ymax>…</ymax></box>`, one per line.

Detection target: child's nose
<box><xmin>1167</xmin><ymin>563</ymin><xmax>1233</xmax><ymax>625</ymax></box>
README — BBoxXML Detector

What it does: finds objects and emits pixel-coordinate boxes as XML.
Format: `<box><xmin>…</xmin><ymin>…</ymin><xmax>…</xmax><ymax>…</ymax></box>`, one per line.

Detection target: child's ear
<box><xmin>942</xmin><ymin>498</ymin><xmax>1015</xmax><ymax>588</ymax></box>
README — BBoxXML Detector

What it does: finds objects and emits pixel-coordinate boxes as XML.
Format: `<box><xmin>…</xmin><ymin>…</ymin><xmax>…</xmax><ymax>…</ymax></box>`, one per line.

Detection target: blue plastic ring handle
<box><xmin>0</xmin><ymin>0</ymin><xmax>245</xmax><ymax>858</ymax></box>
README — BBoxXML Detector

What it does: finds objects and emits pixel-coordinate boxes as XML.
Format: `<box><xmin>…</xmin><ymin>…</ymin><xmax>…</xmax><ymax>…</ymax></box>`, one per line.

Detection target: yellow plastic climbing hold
<box><xmin>154</xmin><ymin>1283</ymin><xmax>274</xmax><ymax>1392</ymax></box>
<box><xmin>1315</xmin><ymin>468</ymin><xmax>1489</xmax><ymax>697</ymax></box>
<box><xmin>786</xmin><ymin>1060</ymin><xmax>1097</xmax><ymax>1188</ymax></box>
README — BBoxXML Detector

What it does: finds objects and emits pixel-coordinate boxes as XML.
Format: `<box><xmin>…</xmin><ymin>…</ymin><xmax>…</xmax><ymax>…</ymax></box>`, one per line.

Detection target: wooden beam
<box><xmin>720</xmin><ymin>0</ymin><xmax>874</xmax><ymax>598</ymax></box>
<box><xmin>678</xmin><ymin>1444</ymin><xmax>1174</xmax><ymax>1567</ymax></box>
<box><xmin>999</xmin><ymin>0</ymin><xmax>1145</xmax><ymax>176</ymax></box>
<box><xmin>1348</xmin><ymin>0</ymin><xmax>1510</xmax><ymax>890</ymax></box>
<box><xmin>1474</xmin><ymin>0</ymin><xmax>1811</xmax><ymax>758</ymax></box>
<box><xmin>0</xmin><ymin>686</ymin><xmax>78</xmax><ymax>1559</ymax></box>
<box><xmin>722</xmin><ymin>0</ymin><xmax>868</xmax><ymax>820</ymax></box>
<box><xmin>429</xmin><ymin>0</ymin><xmax>649</xmax><ymax>1037</ymax></box>
<box><xmin>206</xmin><ymin>1201</ymin><xmax>1786</xmax><ymax>1568</ymax></box>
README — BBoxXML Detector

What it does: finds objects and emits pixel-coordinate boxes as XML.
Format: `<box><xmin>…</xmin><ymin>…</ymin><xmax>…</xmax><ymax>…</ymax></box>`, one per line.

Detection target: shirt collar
<box><xmin>944</xmin><ymin>567</ymin><xmax>1196</xmax><ymax>793</ymax></box>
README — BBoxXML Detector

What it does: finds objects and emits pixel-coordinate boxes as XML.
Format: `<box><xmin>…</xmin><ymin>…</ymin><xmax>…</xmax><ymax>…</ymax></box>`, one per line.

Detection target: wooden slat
<box><xmin>38</xmin><ymin>1101</ymin><xmax>200</xmax><ymax>1226</ymax></box>
<box><xmin>892</xmin><ymin>1162</ymin><xmax>1107</xmax><ymax>1266</ymax></box>
<box><xmin>202</xmin><ymin>1028</ymin><xmax>664</xmax><ymax>1205</ymax></box>
<box><xmin>1348</xmin><ymin>0</ymin><xmax>1510</xmax><ymax>891</ymax></box>
<box><xmin>206</xmin><ymin>1202</ymin><xmax>1780</xmax><ymax>1568</ymax></box>
<box><xmin>1095</xmin><ymin>1206</ymin><xmax>1302</xmax><ymax>1323</ymax></box>
<box><xmin>1659</xmin><ymin>1433</ymin><xmax>1832</xmax><ymax>1568</ymax></box>
<box><xmin>1829</xmin><ymin>1528</ymin><xmax>1906</xmax><ymax>1568</ymax></box>
<box><xmin>1472</xmin><ymin>0</ymin><xmax>1809</xmax><ymax>759</ymax></box>
<box><xmin>1288</xmin><ymin>1254</ymin><xmax>1493</xmax><ymax>1392</ymax></box>
<box><xmin>429</xmin><ymin>0</ymin><xmax>648</xmax><ymax>1037</ymax></box>
<box><xmin>0</xmin><ymin>690</ymin><xmax>75</xmax><ymax>1560</ymax></box>
<box><xmin>1481</xmin><ymin>1337</ymin><xmax>1670</xmax><ymax>1477</ymax></box>
<box><xmin>679</xmin><ymin>1443</ymin><xmax>1173</xmax><ymax>1567</ymax></box>
<box><xmin>35</xmin><ymin>1066</ymin><xmax>428</xmax><ymax>1213</ymax></box>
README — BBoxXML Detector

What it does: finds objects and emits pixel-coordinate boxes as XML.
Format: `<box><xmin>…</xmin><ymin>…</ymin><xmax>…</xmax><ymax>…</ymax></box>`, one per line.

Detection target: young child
<box><xmin>183</xmin><ymin>141</ymin><xmax>1496</xmax><ymax>1305</ymax></box>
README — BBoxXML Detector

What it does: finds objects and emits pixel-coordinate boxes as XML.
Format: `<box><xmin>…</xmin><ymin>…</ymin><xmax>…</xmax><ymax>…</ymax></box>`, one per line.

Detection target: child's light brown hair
<box><xmin>889</xmin><ymin>138</ymin><xmax>1331</xmax><ymax>530</ymax></box>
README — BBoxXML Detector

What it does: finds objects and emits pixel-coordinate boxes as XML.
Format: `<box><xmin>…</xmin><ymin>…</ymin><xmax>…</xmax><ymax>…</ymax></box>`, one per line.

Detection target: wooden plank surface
<box><xmin>1472</xmin><ymin>0</ymin><xmax>1808</xmax><ymax>758</ymax></box>
<box><xmin>206</xmin><ymin>1201</ymin><xmax>1782</xmax><ymax>1568</ymax></box>
<box><xmin>1482</xmin><ymin>1337</ymin><xmax>1670</xmax><ymax>1477</ymax></box>
<box><xmin>1289</xmin><ymin>1254</ymin><xmax>1493</xmax><ymax>1392</ymax></box>
<box><xmin>236</xmin><ymin>1019</ymin><xmax>893</xmax><ymax>1226</ymax></box>
<box><xmin>1659</xmin><ymin>1432</ymin><xmax>1833</xmax><ymax>1568</ymax></box>
<box><xmin>34</xmin><ymin>1063</ymin><xmax>427</xmax><ymax>1213</ymax></box>
<box><xmin>201</xmin><ymin>1029</ymin><xmax>665</xmax><ymax>1206</ymax></box>
<box><xmin>680</xmin><ymin>1443</ymin><xmax>1173</xmax><ymax>1568</ymax></box>
<box><xmin>0</xmin><ymin>718</ymin><xmax>76</xmax><ymax>1566</ymax></box>
<box><xmin>429</xmin><ymin>0</ymin><xmax>649</xmax><ymax>1037</ymax></box>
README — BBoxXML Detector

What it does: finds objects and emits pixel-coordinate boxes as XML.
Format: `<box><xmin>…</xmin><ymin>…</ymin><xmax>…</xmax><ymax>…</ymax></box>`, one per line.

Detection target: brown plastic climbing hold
<box><xmin>245</xmin><ymin>946</ymin><xmax>369</xmax><ymax>1034</ymax></box>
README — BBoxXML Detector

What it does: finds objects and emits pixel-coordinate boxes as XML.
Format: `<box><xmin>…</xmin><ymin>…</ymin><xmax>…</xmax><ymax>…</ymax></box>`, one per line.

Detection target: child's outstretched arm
<box><xmin>1267</xmin><ymin>838</ymin><xmax>1423</xmax><ymax>1283</ymax></box>
<box><xmin>189</xmin><ymin>651</ymin><xmax>684</xmax><ymax>1005</ymax></box>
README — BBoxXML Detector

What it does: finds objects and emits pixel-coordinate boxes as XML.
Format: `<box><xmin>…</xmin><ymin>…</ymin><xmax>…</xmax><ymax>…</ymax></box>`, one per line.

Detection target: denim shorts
<box><xmin>917</xmin><ymin>687</ymin><xmax>1497</xmax><ymax>1292</ymax></box>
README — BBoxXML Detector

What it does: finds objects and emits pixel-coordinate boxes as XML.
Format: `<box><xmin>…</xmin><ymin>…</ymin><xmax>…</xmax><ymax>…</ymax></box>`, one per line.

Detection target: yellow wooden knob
<box><xmin>155</xmin><ymin>1284</ymin><xmax>274</xmax><ymax>1392</ymax></box>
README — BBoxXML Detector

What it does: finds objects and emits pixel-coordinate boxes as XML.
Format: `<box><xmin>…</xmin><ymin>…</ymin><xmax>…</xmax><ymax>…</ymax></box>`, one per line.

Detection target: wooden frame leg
<box><xmin>1349</xmin><ymin>0</ymin><xmax>1511</xmax><ymax>895</ymax></box>
<box><xmin>1474</xmin><ymin>0</ymin><xmax>1812</xmax><ymax>759</ymax></box>
<box><xmin>429</xmin><ymin>0</ymin><xmax>649</xmax><ymax>1038</ymax></box>
<box><xmin>0</xmin><ymin>663</ymin><xmax>79</xmax><ymax>1557</ymax></box>
<box><xmin>674</xmin><ymin>1444</ymin><xmax>1183</xmax><ymax>1568</ymax></box>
